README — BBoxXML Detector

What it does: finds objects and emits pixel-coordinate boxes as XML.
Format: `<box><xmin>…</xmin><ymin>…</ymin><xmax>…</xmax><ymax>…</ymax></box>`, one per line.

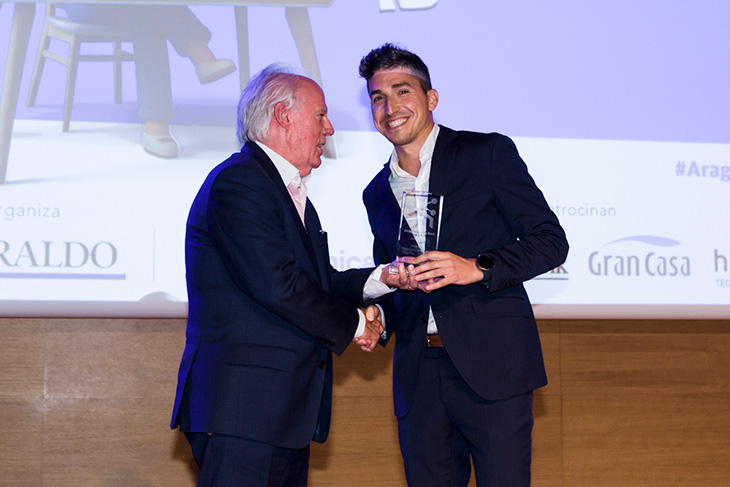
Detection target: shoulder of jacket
<box><xmin>363</xmin><ymin>163</ymin><xmax>390</xmax><ymax>195</ymax></box>
<box><xmin>445</xmin><ymin>128</ymin><xmax>508</xmax><ymax>144</ymax></box>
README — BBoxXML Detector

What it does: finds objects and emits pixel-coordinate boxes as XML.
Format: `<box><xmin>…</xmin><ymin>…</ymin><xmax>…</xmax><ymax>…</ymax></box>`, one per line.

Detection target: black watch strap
<box><xmin>475</xmin><ymin>253</ymin><xmax>494</xmax><ymax>287</ymax></box>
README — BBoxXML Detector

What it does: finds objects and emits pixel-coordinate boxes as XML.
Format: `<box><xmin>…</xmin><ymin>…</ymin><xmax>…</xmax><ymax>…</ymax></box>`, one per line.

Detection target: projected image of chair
<box><xmin>25</xmin><ymin>3</ymin><xmax>135</xmax><ymax>133</ymax></box>
<box><xmin>24</xmin><ymin>4</ymin><xmax>236</xmax><ymax>159</ymax></box>
<box><xmin>22</xmin><ymin>2</ymin><xmax>332</xmax><ymax>158</ymax></box>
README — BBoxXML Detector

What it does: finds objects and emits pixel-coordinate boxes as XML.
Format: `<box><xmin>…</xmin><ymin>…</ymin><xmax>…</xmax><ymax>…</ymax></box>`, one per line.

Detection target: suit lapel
<box><xmin>375</xmin><ymin>163</ymin><xmax>403</xmax><ymax>259</ymax></box>
<box><xmin>244</xmin><ymin>142</ymin><xmax>321</xmax><ymax>277</ymax></box>
<box><xmin>304</xmin><ymin>201</ymin><xmax>331</xmax><ymax>289</ymax></box>
<box><xmin>428</xmin><ymin>126</ymin><xmax>457</xmax><ymax>251</ymax></box>
<box><xmin>428</xmin><ymin>125</ymin><xmax>456</xmax><ymax>201</ymax></box>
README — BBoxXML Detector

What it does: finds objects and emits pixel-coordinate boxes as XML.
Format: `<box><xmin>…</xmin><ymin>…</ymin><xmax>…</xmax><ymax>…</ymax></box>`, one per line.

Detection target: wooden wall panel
<box><xmin>1</xmin><ymin>317</ymin><xmax>729</xmax><ymax>486</ymax></box>
<box><xmin>310</xmin><ymin>395</ymin><xmax>405</xmax><ymax>487</ymax></box>
<box><xmin>0</xmin><ymin>399</ymin><xmax>43</xmax><ymax>487</ymax></box>
<box><xmin>532</xmin><ymin>394</ymin><xmax>563</xmax><ymax>487</ymax></box>
<box><xmin>313</xmin><ymin>344</ymin><xmax>406</xmax><ymax>486</ymax></box>
<box><xmin>42</xmin><ymin>397</ymin><xmax>196</xmax><ymax>487</ymax></box>
<box><xmin>533</xmin><ymin>320</ymin><xmax>564</xmax><ymax>487</ymax></box>
<box><xmin>0</xmin><ymin>319</ymin><xmax>45</xmax><ymax>487</ymax></box>
<box><xmin>560</xmin><ymin>320</ymin><xmax>730</xmax><ymax>395</ymax></box>
<box><xmin>562</xmin><ymin>393</ymin><xmax>730</xmax><ymax>487</ymax></box>
<box><xmin>560</xmin><ymin>320</ymin><xmax>730</xmax><ymax>487</ymax></box>
<box><xmin>43</xmin><ymin>318</ymin><xmax>186</xmax><ymax>399</ymax></box>
<box><xmin>40</xmin><ymin>318</ymin><xmax>196</xmax><ymax>486</ymax></box>
<box><xmin>0</xmin><ymin>319</ymin><xmax>44</xmax><ymax>398</ymax></box>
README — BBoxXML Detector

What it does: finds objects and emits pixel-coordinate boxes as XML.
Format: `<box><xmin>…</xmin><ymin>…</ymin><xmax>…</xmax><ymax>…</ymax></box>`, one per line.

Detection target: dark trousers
<box><xmin>185</xmin><ymin>432</ymin><xmax>310</xmax><ymax>487</ymax></box>
<box><xmin>397</xmin><ymin>347</ymin><xmax>534</xmax><ymax>487</ymax></box>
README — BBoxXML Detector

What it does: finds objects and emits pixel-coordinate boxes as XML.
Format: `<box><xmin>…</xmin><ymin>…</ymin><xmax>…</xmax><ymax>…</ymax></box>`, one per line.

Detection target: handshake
<box><xmin>352</xmin><ymin>304</ymin><xmax>384</xmax><ymax>353</ymax></box>
<box><xmin>351</xmin><ymin>257</ymin><xmax>419</xmax><ymax>353</ymax></box>
<box><xmin>352</xmin><ymin>252</ymin><xmax>484</xmax><ymax>353</ymax></box>
<box><xmin>351</xmin><ymin>257</ymin><xmax>423</xmax><ymax>353</ymax></box>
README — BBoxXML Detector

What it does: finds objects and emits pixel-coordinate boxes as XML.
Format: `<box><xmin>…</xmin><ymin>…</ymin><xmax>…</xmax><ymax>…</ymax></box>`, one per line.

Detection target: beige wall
<box><xmin>1</xmin><ymin>318</ymin><xmax>729</xmax><ymax>486</ymax></box>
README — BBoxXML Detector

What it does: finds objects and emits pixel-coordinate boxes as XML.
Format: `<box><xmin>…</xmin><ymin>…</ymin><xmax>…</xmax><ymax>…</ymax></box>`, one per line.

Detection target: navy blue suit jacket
<box><xmin>363</xmin><ymin>126</ymin><xmax>568</xmax><ymax>416</ymax></box>
<box><xmin>171</xmin><ymin>141</ymin><xmax>373</xmax><ymax>449</ymax></box>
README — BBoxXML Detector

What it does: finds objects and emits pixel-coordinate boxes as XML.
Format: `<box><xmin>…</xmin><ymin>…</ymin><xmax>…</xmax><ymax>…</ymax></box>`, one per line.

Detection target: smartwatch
<box><xmin>476</xmin><ymin>253</ymin><xmax>494</xmax><ymax>283</ymax></box>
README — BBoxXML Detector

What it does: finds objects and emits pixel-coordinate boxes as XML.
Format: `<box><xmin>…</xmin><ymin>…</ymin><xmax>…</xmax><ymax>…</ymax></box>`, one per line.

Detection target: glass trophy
<box><xmin>389</xmin><ymin>191</ymin><xmax>444</xmax><ymax>273</ymax></box>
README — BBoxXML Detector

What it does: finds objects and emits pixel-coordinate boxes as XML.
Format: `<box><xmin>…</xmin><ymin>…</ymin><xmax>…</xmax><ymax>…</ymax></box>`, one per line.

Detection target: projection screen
<box><xmin>0</xmin><ymin>0</ymin><xmax>728</xmax><ymax>318</ymax></box>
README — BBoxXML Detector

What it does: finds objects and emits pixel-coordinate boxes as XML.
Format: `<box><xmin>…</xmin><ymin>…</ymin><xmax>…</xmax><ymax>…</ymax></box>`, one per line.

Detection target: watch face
<box><xmin>477</xmin><ymin>254</ymin><xmax>494</xmax><ymax>270</ymax></box>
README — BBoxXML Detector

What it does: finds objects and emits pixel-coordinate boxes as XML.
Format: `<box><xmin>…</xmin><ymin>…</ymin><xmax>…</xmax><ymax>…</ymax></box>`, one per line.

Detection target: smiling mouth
<box><xmin>386</xmin><ymin>117</ymin><xmax>407</xmax><ymax>129</ymax></box>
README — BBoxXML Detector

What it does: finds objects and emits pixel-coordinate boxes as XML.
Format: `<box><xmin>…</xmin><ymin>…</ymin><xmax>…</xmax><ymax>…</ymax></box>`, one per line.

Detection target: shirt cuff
<box><xmin>363</xmin><ymin>264</ymin><xmax>396</xmax><ymax>301</ymax></box>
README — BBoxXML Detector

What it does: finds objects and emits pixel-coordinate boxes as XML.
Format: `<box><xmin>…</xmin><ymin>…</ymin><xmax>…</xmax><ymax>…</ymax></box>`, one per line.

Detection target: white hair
<box><xmin>236</xmin><ymin>63</ymin><xmax>313</xmax><ymax>143</ymax></box>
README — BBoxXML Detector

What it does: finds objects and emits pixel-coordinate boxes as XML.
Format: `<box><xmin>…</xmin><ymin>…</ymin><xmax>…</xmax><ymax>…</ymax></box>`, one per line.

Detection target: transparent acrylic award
<box><xmin>389</xmin><ymin>191</ymin><xmax>444</xmax><ymax>273</ymax></box>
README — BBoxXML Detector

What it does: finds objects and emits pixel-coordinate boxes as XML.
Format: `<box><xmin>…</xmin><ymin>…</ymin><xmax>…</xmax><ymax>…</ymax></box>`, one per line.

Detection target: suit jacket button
<box><xmin>318</xmin><ymin>361</ymin><xmax>326</xmax><ymax>369</ymax></box>
<box><xmin>420</xmin><ymin>316</ymin><xmax>428</xmax><ymax>325</ymax></box>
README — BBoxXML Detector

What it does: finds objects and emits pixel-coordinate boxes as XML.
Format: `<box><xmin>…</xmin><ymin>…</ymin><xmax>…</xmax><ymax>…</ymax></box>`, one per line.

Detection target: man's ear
<box><xmin>273</xmin><ymin>102</ymin><xmax>291</xmax><ymax>128</ymax></box>
<box><xmin>427</xmin><ymin>89</ymin><xmax>439</xmax><ymax>112</ymax></box>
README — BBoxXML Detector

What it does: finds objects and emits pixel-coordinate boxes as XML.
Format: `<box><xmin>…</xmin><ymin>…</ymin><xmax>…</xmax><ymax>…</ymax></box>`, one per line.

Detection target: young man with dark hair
<box><xmin>359</xmin><ymin>43</ymin><xmax>569</xmax><ymax>487</ymax></box>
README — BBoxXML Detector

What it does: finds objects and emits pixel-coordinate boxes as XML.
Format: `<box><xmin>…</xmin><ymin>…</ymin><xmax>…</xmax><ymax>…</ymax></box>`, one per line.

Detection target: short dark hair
<box><xmin>358</xmin><ymin>43</ymin><xmax>432</xmax><ymax>93</ymax></box>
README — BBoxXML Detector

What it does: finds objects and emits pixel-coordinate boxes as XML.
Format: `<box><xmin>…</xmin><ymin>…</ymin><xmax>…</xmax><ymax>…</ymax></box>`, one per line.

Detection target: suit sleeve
<box><xmin>330</xmin><ymin>266</ymin><xmax>375</xmax><ymax>305</ymax></box>
<box><xmin>206</xmin><ymin>164</ymin><xmax>359</xmax><ymax>354</ymax></box>
<box><xmin>484</xmin><ymin>135</ymin><xmax>569</xmax><ymax>291</ymax></box>
<box><xmin>363</xmin><ymin>187</ymin><xmax>397</xmax><ymax>346</ymax></box>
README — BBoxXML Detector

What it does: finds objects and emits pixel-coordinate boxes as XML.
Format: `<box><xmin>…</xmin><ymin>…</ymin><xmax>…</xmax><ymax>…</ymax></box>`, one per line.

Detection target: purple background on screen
<box><xmin>1</xmin><ymin>0</ymin><xmax>728</xmax><ymax>144</ymax></box>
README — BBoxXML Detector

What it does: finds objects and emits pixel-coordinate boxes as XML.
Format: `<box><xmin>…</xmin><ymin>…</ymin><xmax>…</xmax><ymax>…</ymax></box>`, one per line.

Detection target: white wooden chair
<box><xmin>25</xmin><ymin>3</ymin><xmax>135</xmax><ymax>132</ymax></box>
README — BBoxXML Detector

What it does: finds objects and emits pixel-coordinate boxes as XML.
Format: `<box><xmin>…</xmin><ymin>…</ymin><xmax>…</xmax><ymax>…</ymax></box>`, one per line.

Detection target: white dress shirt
<box><xmin>387</xmin><ymin>124</ymin><xmax>441</xmax><ymax>334</ymax></box>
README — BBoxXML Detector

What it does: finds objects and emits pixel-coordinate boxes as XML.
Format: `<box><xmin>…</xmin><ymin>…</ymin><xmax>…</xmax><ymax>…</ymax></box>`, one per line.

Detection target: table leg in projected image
<box><xmin>0</xmin><ymin>0</ymin><xmax>334</xmax><ymax>184</ymax></box>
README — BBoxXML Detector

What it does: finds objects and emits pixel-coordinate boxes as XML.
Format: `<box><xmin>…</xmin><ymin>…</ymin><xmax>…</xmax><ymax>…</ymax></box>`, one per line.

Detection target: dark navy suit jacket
<box><xmin>363</xmin><ymin>126</ymin><xmax>569</xmax><ymax>417</ymax></box>
<box><xmin>171</xmin><ymin>141</ymin><xmax>373</xmax><ymax>449</ymax></box>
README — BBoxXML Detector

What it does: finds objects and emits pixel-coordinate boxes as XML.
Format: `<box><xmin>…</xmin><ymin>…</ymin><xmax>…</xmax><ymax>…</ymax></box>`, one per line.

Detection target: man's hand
<box><xmin>411</xmin><ymin>251</ymin><xmax>483</xmax><ymax>292</ymax></box>
<box><xmin>379</xmin><ymin>258</ymin><xmax>420</xmax><ymax>291</ymax></box>
<box><xmin>353</xmin><ymin>305</ymin><xmax>383</xmax><ymax>352</ymax></box>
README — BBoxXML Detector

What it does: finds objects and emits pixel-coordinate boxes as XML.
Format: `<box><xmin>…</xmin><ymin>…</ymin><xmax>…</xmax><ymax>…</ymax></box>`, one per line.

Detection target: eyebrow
<box><xmin>369</xmin><ymin>81</ymin><xmax>414</xmax><ymax>97</ymax></box>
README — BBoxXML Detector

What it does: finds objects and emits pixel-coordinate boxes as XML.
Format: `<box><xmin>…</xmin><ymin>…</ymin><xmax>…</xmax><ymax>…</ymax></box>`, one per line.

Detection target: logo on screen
<box><xmin>588</xmin><ymin>236</ymin><xmax>690</xmax><ymax>277</ymax></box>
<box><xmin>0</xmin><ymin>240</ymin><xmax>118</xmax><ymax>270</ymax></box>
<box><xmin>715</xmin><ymin>249</ymin><xmax>730</xmax><ymax>289</ymax></box>
<box><xmin>330</xmin><ymin>250</ymin><xmax>375</xmax><ymax>271</ymax></box>
<box><xmin>533</xmin><ymin>264</ymin><xmax>569</xmax><ymax>281</ymax></box>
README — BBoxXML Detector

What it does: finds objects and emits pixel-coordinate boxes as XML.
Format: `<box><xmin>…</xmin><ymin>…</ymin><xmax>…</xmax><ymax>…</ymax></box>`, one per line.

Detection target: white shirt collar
<box><xmin>255</xmin><ymin>141</ymin><xmax>310</xmax><ymax>188</ymax></box>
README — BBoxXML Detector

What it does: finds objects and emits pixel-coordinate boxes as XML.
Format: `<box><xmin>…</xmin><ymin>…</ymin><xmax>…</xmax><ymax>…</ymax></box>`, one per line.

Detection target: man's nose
<box><xmin>323</xmin><ymin>117</ymin><xmax>334</xmax><ymax>136</ymax></box>
<box><xmin>384</xmin><ymin>98</ymin><xmax>398</xmax><ymax>115</ymax></box>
